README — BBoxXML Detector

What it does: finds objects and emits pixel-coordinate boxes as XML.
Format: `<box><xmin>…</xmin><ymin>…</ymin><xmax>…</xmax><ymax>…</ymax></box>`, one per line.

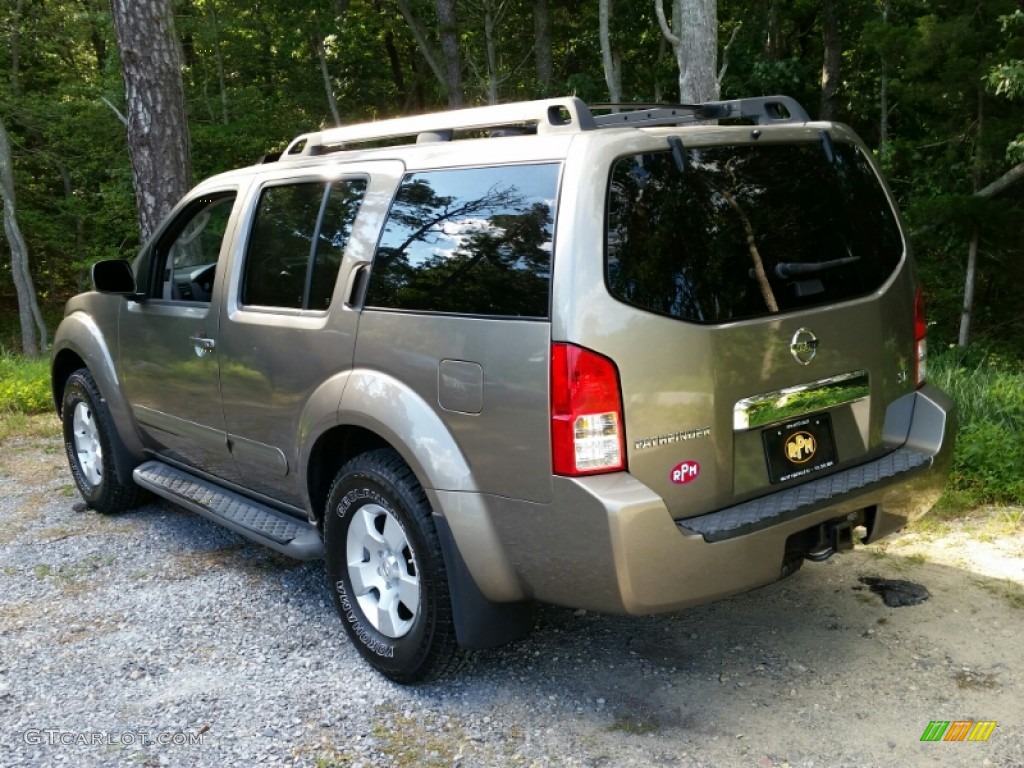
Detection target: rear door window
<box><xmin>241</xmin><ymin>179</ymin><xmax>367</xmax><ymax>310</ymax></box>
<box><xmin>365</xmin><ymin>163</ymin><xmax>559</xmax><ymax>318</ymax></box>
<box><xmin>606</xmin><ymin>141</ymin><xmax>904</xmax><ymax>324</ymax></box>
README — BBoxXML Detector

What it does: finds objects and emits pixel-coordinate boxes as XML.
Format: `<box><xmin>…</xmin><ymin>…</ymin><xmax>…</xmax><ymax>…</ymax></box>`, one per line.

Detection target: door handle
<box><xmin>345</xmin><ymin>264</ymin><xmax>369</xmax><ymax>308</ymax></box>
<box><xmin>189</xmin><ymin>336</ymin><xmax>216</xmax><ymax>357</ymax></box>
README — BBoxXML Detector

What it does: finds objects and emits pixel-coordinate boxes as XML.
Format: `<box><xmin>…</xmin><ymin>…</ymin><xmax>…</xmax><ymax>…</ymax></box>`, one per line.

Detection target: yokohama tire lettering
<box><xmin>335</xmin><ymin>578</ymin><xmax>395</xmax><ymax>658</ymax></box>
<box><xmin>333</xmin><ymin>485</ymin><xmax>398</xmax><ymax>658</ymax></box>
<box><xmin>336</xmin><ymin>488</ymin><xmax>387</xmax><ymax>518</ymax></box>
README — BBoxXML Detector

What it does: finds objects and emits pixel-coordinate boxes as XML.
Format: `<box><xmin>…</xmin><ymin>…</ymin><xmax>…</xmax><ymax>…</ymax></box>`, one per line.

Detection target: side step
<box><xmin>133</xmin><ymin>461</ymin><xmax>324</xmax><ymax>560</ymax></box>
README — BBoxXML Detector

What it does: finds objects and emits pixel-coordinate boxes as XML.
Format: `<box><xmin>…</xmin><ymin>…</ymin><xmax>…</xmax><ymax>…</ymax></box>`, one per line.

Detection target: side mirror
<box><xmin>92</xmin><ymin>259</ymin><xmax>142</xmax><ymax>299</ymax></box>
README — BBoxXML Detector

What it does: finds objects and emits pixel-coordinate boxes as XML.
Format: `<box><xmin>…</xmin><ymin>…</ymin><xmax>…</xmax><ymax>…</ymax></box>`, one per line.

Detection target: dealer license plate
<box><xmin>762</xmin><ymin>413</ymin><xmax>838</xmax><ymax>484</ymax></box>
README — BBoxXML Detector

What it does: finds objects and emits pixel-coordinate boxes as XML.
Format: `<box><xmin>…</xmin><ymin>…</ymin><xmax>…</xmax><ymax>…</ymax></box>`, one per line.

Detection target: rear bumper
<box><xmin>487</xmin><ymin>384</ymin><xmax>955</xmax><ymax>614</ymax></box>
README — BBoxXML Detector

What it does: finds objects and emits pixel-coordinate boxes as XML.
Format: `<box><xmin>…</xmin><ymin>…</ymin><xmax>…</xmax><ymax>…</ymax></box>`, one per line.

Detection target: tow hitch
<box><xmin>800</xmin><ymin>512</ymin><xmax>866</xmax><ymax>563</ymax></box>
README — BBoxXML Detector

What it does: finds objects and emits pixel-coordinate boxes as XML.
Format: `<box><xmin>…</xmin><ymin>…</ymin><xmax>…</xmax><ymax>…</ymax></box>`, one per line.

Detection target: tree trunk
<box><xmin>0</xmin><ymin>116</ymin><xmax>47</xmax><ymax>357</ymax></box>
<box><xmin>976</xmin><ymin>161</ymin><xmax>1024</xmax><ymax>198</ymax></box>
<box><xmin>436</xmin><ymin>0</ymin><xmax>464</xmax><ymax>107</ymax></box>
<box><xmin>599</xmin><ymin>0</ymin><xmax>622</xmax><ymax>104</ymax></box>
<box><xmin>717</xmin><ymin>23</ymin><xmax>742</xmax><ymax>92</ymax></box>
<box><xmin>209</xmin><ymin>1</ymin><xmax>229</xmax><ymax>125</ymax></box>
<box><xmin>655</xmin><ymin>0</ymin><xmax>718</xmax><ymax>103</ymax></box>
<box><xmin>313</xmin><ymin>26</ymin><xmax>342</xmax><ymax>125</ymax></box>
<box><xmin>54</xmin><ymin>157</ymin><xmax>87</xmax><ymax>293</ymax></box>
<box><xmin>483</xmin><ymin>0</ymin><xmax>500</xmax><ymax>104</ymax></box>
<box><xmin>764</xmin><ymin>0</ymin><xmax>781</xmax><ymax>60</ymax></box>
<box><xmin>654</xmin><ymin>33</ymin><xmax>667</xmax><ymax>102</ymax></box>
<box><xmin>819</xmin><ymin>0</ymin><xmax>841</xmax><ymax>120</ymax></box>
<box><xmin>958</xmin><ymin>226</ymin><xmax>979</xmax><ymax>349</ymax></box>
<box><xmin>110</xmin><ymin>0</ymin><xmax>193</xmax><ymax>243</ymax></box>
<box><xmin>396</xmin><ymin>0</ymin><xmax>448</xmax><ymax>97</ymax></box>
<box><xmin>533</xmin><ymin>0</ymin><xmax>553</xmax><ymax>96</ymax></box>
<box><xmin>91</xmin><ymin>28</ymin><xmax>108</xmax><ymax>73</ymax></box>
<box><xmin>11</xmin><ymin>0</ymin><xmax>23</xmax><ymax>97</ymax></box>
<box><xmin>958</xmin><ymin>87</ymin><xmax>984</xmax><ymax>350</ymax></box>
<box><xmin>878</xmin><ymin>0</ymin><xmax>890</xmax><ymax>159</ymax></box>
<box><xmin>376</xmin><ymin>0</ymin><xmax>407</xmax><ymax>104</ymax></box>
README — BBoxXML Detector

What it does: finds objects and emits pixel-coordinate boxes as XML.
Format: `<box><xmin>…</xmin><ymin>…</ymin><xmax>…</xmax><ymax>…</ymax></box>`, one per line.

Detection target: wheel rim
<box><xmin>72</xmin><ymin>401</ymin><xmax>103</xmax><ymax>488</ymax></box>
<box><xmin>346</xmin><ymin>502</ymin><xmax>420</xmax><ymax>639</ymax></box>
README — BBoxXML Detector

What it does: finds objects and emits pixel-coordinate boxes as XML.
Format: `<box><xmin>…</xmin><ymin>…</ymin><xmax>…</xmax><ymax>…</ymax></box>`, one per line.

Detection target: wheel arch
<box><xmin>51</xmin><ymin>311</ymin><xmax>145</xmax><ymax>485</ymax></box>
<box><xmin>304</xmin><ymin>369</ymin><xmax>532</xmax><ymax>649</ymax></box>
<box><xmin>300</xmin><ymin>368</ymin><xmax>480</xmax><ymax>525</ymax></box>
<box><xmin>51</xmin><ymin>347</ymin><xmax>86</xmax><ymax>415</ymax></box>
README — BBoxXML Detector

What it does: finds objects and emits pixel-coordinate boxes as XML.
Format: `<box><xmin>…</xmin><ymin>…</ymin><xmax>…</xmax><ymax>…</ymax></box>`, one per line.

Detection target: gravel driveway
<box><xmin>1</xmin><ymin>420</ymin><xmax>1022</xmax><ymax>767</ymax></box>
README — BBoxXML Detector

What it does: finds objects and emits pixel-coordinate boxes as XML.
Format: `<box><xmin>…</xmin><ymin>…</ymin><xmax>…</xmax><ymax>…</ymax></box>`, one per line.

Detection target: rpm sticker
<box><xmin>670</xmin><ymin>460</ymin><xmax>700</xmax><ymax>485</ymax></box>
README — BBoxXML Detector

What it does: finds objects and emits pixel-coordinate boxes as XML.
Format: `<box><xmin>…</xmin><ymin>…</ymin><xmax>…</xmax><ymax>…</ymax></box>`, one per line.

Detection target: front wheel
<box><xmin>61</xmin><ymin>368</ymin><xmax>146</xmax><ymax>514</ymax></box>
<box><xmin>324</xmin><ymin>449</ymin><xmax>463</xmax><ymax>683</ymax></box>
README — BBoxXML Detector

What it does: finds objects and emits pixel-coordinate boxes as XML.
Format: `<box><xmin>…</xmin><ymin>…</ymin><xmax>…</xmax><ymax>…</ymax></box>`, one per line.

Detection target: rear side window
<box><xmin>242</xmin><ymin>179</ymin><xmax>367</xmax><ymax>310</ymax></box>
<box><xmin>365</xmin><ymin>163</ymin><xmax>559</xmax><ymax>317</ymax></box>
<box><xmin>606</xmin><ymin>141</ymin><xmax>904</xmax><ymax>324</ymax></box>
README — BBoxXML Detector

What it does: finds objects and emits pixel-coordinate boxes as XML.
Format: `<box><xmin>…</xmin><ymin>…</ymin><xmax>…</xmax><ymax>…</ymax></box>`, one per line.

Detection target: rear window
<box><xmin>365</xmin><ymin>163</ymin><xmax>558</xmax><ymax>318</ymax></box>
<box><xmin>606</xmin><ymin>140</ymin><xmax>904</xmax><ymax>324</ymax></box>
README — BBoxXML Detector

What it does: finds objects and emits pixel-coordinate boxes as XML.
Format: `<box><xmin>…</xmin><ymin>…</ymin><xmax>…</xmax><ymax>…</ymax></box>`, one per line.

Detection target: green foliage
<box><xmin>930</xmin><ymin>350</ymin><xmax>1024</xmax><ymax>510</ymax></box>
<box><xmin>0</xmin><ymin>0</ymin><xmax>1022</xmax><ymax>368</ymax></box>
<box><xmin>0</xmin><ymin>352</ymin><xmax>51</xmax><ymax>414</ymax></box>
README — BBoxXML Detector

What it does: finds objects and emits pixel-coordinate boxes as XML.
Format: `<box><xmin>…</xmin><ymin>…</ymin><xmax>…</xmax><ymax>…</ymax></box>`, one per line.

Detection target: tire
<box><xmin>61</xmin><ymin>368</ymin><xmax>146</xmax><ymax>514</ymax></box>
<box><xmin>324</xmin><ymin>449</ymin><xmax>463</xmax><ymax>684</ymax></box>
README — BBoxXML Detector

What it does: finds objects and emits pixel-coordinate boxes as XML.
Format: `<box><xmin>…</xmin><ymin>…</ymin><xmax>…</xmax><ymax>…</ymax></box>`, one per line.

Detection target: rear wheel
<box><xmin>61</xmin><ymin>368</ymin><xmax>146</xmax><ymax>514</ymax></box>
<box><xmin>324</xmin><ymin>449</ymin><xmax>463</xmax><ymax>683</ymax></box>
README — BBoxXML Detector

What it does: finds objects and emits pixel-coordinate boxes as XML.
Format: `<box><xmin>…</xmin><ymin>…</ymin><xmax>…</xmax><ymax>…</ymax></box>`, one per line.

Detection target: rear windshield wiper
<box><xmin>773</xmin><ymin>255</ymin><xmax>859</xmax><ymax>279</ymax></box>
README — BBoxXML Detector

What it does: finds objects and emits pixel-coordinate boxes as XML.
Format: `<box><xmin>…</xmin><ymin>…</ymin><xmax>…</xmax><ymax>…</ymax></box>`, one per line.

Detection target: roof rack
<box><xmin>279</xmin><ymin>95</ymin><xmax>809</xmax><ymax>159</ymax></box>
<box><xmin>282</xmin><ymin>97</ymin><xmax>595</xmax><ymax>157</ymax></box>
<box><xmin>589</xmin><ymin>95</ymin><xmax>810</xmax><ymax>127</ymax></box>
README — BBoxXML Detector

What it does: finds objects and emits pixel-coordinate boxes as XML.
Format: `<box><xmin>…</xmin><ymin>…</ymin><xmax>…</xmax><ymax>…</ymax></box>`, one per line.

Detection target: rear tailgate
<box><xmin>615</xmin><ymin>286</ymin><xmax>916</xmax><ymax>520</ymax></box>
<box><xmin>577</xmin><ymin>125</ymin><xmax>919</xmax><ymax>520</ymax></box>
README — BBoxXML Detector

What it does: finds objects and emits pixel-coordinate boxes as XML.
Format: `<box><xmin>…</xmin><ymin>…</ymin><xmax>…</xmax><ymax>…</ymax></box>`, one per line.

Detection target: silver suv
<box><xmin>52</xmin><ymin>96</ymin><xmax>955</xmax><ymax>683</ymax></box>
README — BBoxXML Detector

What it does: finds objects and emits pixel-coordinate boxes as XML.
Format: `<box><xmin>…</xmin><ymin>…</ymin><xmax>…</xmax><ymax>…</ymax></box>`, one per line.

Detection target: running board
<box><xmin>133</xmin><ymin>461</ymin><xmax>324</xmax><ymax>560</ymax></box>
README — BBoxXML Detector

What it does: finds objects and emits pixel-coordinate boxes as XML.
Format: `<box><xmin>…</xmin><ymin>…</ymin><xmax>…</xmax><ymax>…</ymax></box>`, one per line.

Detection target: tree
<box><xmin>655</xmin><ymin>0</ymin><xmax>718</xmax><ymax>102</ymax></box>
<box><xmin>464</xmin><ymin>0</ymin><xmax>517</xmax><ymax>104</ymax></box>
<box><xmin>0</xmin><ymin>115</ymin><xmax>47</xmax><ymax>357</ymax></box>
<box><xmin>436</xmin><ymin>0</ymin><xmax>464</xmax><ymax>106</ymax></box>
<box><xmin>533</xmin><ymin>0</ymin><xmax>553</xmax><ymax>95</ymax></box>
<box><xmin>110</xmin><ymin>0</ymin><xmax>192</xmax><ymax>242</ymax></box>
<box><xmin>599</xmin><ymin>0</ymin><xmax>622</xmax><ymax>103</ymax></box>
<box><xmin>2</xmin><ymin>0</ymin><xmax>1024</xmax><ymax>360</ymax></box>
<box><xmin>311</xmin><ymin>6</ymin><xmax>344</xmax><ymax>125</ymax></box>
<box><xmin>957</xmin><ymin>9</ymin><xmax>1024</xmax><ymax>349</ymax></box>
<box><xmin>819</xmin><ymin>0</ymin><xmax>840</xmax><ymax>119</ymax></box>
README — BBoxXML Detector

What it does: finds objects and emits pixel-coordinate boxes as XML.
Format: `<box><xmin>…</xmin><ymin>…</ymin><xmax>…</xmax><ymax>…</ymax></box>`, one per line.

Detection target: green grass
<box><xmin>0</xmin><ymin>350</ymin><xmax>51</xmax><ymax>414</ymax></box>
<box><xmin>929</xmin><ymin>350</ymin><xmax>1024</xmax><ymax>514</ymax></box>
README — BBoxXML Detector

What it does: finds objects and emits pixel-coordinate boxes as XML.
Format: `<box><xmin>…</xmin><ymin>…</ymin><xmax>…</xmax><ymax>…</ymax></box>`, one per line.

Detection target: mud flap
<box><xmin>434</xmin><ymin>515</ymin><xmax>533</xmax><ymax>649</ymax></box>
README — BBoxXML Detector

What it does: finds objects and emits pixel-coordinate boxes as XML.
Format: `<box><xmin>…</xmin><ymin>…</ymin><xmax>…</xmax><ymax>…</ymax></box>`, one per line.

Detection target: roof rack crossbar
<box><xmin>282</xmin><ymin>97</ymin><xmax>595</xmax><ymax>157</ymax></box>
<box><xmin>590</xmin><ymin>95</ymin><xmax>809</xmax><ymax>128</ymax></box>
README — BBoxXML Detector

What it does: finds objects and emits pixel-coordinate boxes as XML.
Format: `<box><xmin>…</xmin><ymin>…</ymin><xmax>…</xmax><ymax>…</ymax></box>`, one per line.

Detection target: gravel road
<box><xmin>1</xmin><ymin>421</ymin><xmax>1023</xmax><ymax>768</ymax></box>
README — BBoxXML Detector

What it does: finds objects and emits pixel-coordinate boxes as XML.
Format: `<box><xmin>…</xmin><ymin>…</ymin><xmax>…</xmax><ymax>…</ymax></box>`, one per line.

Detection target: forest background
<box><xmin>0</xmin><ymin>0</ymin><xmax>1022</xmax><ymax>510</ymax></box>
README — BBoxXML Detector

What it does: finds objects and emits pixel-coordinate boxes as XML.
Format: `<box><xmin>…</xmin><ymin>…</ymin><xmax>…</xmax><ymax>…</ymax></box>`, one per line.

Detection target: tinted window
<box><xmin>365</xmin><ymin>164</ymin><xmax>559</xmax><ymax>317</ymax></box>
<box><xmin>606</xmin><ymin>141</ymin><xmax>904</xmax><ymax>324</ymax></box>
<box><xmin>242</xmin><ymin>179</ymin><xmax>366</xmax><ymax>310</ymax></box>
<box><xmin>155</xmin><ymin>193</ymin><xmax>236</xmax><ymax>302</ymax></box>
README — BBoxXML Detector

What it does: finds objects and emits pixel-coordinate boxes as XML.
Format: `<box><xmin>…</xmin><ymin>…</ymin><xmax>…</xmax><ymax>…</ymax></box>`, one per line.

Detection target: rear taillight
<box><xmin>550</xmin><ymin>343</ymin><xmax>626</xmax><ymax>476</ymax></box>
<box><xmin>914</xmin><ymin>288</ymin><xmax>927</xmax><ymax>387</ymax></box>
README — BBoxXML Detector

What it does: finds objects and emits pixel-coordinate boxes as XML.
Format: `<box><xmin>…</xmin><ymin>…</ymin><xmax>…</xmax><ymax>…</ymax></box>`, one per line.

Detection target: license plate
<box><xmin>762</xmin><ymin>413</ymin><xmax>837</xmax><ymax>484</ymax></box>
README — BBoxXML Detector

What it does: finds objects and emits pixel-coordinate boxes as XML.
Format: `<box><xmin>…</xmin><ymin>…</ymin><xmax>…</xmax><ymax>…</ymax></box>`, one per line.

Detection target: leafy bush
<box><xmin>0</xmin><ymin>351</ymin><xmax>52</xmax><ymax>414</ymax></box>
<box><xmin>929</xmin><ymin>350</ymin><xmax>1024</xmax><ymax>510</ymax></box>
